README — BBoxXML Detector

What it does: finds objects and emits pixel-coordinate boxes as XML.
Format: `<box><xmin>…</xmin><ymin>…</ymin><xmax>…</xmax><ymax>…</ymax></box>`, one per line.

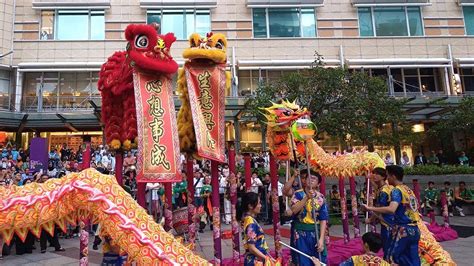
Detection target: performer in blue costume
<box><xmin>366</xmin><ymin>167</ymin><xmax>394</xmax><ymax>260</ymax></box>
<box><xmin>363</xmin><ymin>165</ymin><xmax>421</xmax><ymax>266</ymax></box>
<box><xmin>291</xmin><ymin>173</ymin><xmax>328</xmax><ymax>266</ymax></box>
<box><xmin>239</xmin><ymin>192</ymin><xmax>271</xmax><ymax>266</ymax></box>
<box><xmin>282</xmin><ymin>169</ymin><xmax>309</xmax><ymax>265</ymax></box>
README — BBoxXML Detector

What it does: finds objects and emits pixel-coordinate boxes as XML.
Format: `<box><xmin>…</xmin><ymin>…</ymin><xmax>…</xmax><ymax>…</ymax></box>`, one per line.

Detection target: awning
<box><xmin>32</xmin><ymin>0</ymin><xmax>111</xmax><ymax>9</ymax></box>
<box><xmin>246</xmin><ymin>0</ymin><xmax>324</xmax><ymax>7</ymax></box>
<box><xmin>16</xmin><ymin>61</ymin><xmax>190</xmax><ymax>72</ymax></box>
<box><xmin>401</xmin><ymin>96</ymin><xmax>461</xmax><ymax>121</ymax></box>
<box><xmin>237</xmin><ymin>59</ymin><xmax>340</xmax><ymax>70</ymax></box>
<box><xmin>140</xmin><ymin>0</ymin><xmax>217</xmax><ymax>8</ymax></box>
<box><xmin>351</xmin><ymin>0</ymin><xmax>431</xmax><ymax>7</ymax></box>
<box><xmin>455</xmin><ymin>58</ymin><xmax>474</xmax><ymax>68</ymax></box>
<box><xmin>345</xmin><ymin>58</ymin><xmax>450</xmax><ymax>69</ymax></box>
<box><xmin>457</xmin><ymin>0</ymin><xmax>474</xmax><ymax>6</ymax></box>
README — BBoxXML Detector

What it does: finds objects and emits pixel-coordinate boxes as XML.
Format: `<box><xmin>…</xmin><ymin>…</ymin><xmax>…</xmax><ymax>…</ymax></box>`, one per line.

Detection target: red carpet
<box><xmin>263</xmin><ymin>227</ymin><xmax>343</xmax><ymax>241</ymax></box>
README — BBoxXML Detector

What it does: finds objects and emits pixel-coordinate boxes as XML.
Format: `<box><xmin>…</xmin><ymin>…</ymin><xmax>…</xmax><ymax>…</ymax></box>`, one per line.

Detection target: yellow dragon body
<box><xmin>0</xmin><ymin>169</ymin><xmax>210</xmax><ymax>265</ymax></box>
<box><xmin>263</xmin><ymin>100</ymin><xmax>455</xmax><ymax>265</ymax></box>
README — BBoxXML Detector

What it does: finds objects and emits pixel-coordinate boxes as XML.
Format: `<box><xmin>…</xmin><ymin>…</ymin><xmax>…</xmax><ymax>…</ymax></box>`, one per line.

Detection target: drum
<box><xmin>172</xmin><ymin>207</ymin><xmax>189</xmax><ymax>235</ymax></box>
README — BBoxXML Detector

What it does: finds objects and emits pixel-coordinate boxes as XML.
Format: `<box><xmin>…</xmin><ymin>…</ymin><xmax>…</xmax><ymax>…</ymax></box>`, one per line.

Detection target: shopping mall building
<box><xmin>0</xmin><ymin>0</ymin><xmax>473</xmax><ymax>156</ymax></box>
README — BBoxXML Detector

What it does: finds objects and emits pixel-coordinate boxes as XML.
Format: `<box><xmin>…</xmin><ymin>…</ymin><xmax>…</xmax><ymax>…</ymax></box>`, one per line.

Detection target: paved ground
<box><xmin>2</xmin><ymin>216</ymin><xmax>474</xmax><ymax>265</ymax></box>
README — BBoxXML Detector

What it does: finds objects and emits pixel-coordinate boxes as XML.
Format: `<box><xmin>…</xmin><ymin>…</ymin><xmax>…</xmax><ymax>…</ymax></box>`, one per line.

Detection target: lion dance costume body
<box><xmin>264</xmin><ymin>100</ymin><xmax>455</xmax><ymax>265</ymax></box>
<box><xmin>0</xmin><ymin>24</ymin><xmax>210</xmax><ymax>265</ymax></box>
<box><xmin>177</xmin><ymin>32</ymin><xmax>231</xmax><ymax>158</ymax></box>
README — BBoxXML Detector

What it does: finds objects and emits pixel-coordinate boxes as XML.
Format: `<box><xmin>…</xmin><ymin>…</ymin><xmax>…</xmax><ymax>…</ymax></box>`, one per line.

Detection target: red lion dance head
<box><xmin>99</xmin><ymin>24</ymin><xmax>179</xmax><ymax>151</ymax></box>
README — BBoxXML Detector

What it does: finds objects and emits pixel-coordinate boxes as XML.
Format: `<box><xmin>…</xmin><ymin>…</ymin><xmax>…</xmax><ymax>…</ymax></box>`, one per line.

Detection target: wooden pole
<box><xmin>164</xmin><ymin>183</ymin><xmax>173</xmax><ymax>231</ymax></box>
<box><xmin>211</xmin><ymin>160</ymin><xmax>222</xmax><ymax>264</ymax></box>
<box><xmin>137</xmin><ymin>182</ymin><xmax>147</xmax><ymax>209</ymax></box>
<box><xmin>269</xmin><ymin>154</ymin><xmax>282</xmax><ymax>258</ymax></box>
<box><xmin>114</xmin><ymin>151</ymin><xmax>123</xmax><ymax>186</ymax></box>
<box><xmin>228</xmin><ymin>146</ymin><xmax>240</xmax><ymax>264</ymax></box>
<box><xmin>244</xmin><ymin>153</ymin><xmax>251</xmax><ymax>192</ymax></box>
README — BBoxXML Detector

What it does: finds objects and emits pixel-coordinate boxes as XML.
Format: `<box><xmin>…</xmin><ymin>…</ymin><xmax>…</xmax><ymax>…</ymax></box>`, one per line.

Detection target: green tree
<box><xmin>428</xmin><ymin>97</ymin><xmax>474</xmax><ymax>157</ymax></box>
<box><xmin>245</xmin><ymin>55</ymin><xmax>415</xmax><ymax>152</ymax></box>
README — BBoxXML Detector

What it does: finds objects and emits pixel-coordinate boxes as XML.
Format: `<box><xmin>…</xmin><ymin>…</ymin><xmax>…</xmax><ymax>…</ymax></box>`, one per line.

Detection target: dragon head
<box><xmin>262</xmin><ymin>100</ymin><xmax>310</xmax><ymax>131</ymax></box>
<box><xmin>125</xmin><ymin>24</ymin><xmax>179</xmax><ymax>74</ymax></box>
<box><xmin>182</xmin><ymin>32</ymin><xmax>227</xmax><ymax>64</ymax></box>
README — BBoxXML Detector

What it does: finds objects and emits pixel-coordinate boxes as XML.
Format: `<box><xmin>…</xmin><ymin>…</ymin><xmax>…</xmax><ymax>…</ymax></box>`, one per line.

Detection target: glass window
<box><xmin>407</xmin><ymin>7</ymin><xmax>423</xmax><ymax>36</ymax></box>
<box><xmin>91</xmin><ymin>72</ymin><xmax>100</xmax><ymax>96</ymax></box>
<box><xmin>464</xmin><ymin>7</ymin><xmax>474</xmax><ymax>35</ymax></box>
<box><xmin>404</xmin><ymin>69</ymin><xmax>420</xmax><ymax>93</ymax></box>
<box><xmin>301</xmin><ymin>8</ymin><xmax>316</xmax><ymax>37</ymax></box>
<box><xmin>358</xmin><ymin>7</ymin><xmax>374</xmax><ymax>37</ymax></box>
<box><xmin>40</xmin><ymin>11</ymin><xmax>55</xmax><ymax>40</ymax></box>
<box><xmin>91</xmin><ymin>11</ymin><xmax>105</xmax><ymax>40</ymax></box>
<box><xmin>253</xmin><ymin>9</ymin><xmax>267</xmax><ymax>38</ymax></box>
<box><xmin>461</xmin><ymin>68</ymin><xmax>474</xmax><ymax>93</ymax></box>
<box><xmin>56</xmin><ymin>11</ymin><xmax>89</xmax><ymax>40</ymax></box>
<box><xmin>0</xmin><ymin>70</ymin><xmax>10</xmax><ymax>109</ymax></box>
<box><xmin>358</xmin><ymin>7</ymin><xmax>423</xmax><ymax>37</ymax></box>
<box><xmin>269</xmin><ymin>8</ymin><xmax>300</xmax><ymax>37</ymax></box>
<box><xmin>252</xmin><ymin>8</ymin><xmax>316</xmax><ymax>38</ymax></box>
<box><xmin>148</xmin><ymin>9</ymin><xmax>211</xmax><ymax>40</ymax></box>
<box><xmin>195</xmin><ymin>10</ymin><xmax>211</xmax><ymax>36</ymax></box>
<box><xmin>374</xmin><ymin>7</ymin><xmax>407</xmax><ymax>36</ymax></box>
<box><xmin>419</xmin><ymin>68</ymin><xmax>437</xmax><ymax>92</ymax></box>
<box><xmin>390</xmin><ymin>68</ymin><xmax>404</xmax><ymax>93</ymax></box>
<box><xmin>42</xmin><ymin>10</ymin><xmax>104</xmax><ymax>40</ymax></box>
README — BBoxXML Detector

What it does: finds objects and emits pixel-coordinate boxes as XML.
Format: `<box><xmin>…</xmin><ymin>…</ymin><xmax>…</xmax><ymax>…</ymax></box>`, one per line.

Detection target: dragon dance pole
<box><xmin>137</xmin><ymin>182</ymin><xmax>146</xmax><ymax>209</ymax></box>
<box><xmin>79</xmin><ymin>220</ymin><xmax>89</xmax><ymax>266</ymax></box>
<box><xmin>82</xmin><ymin>139</ymin><xmax>91</xmax><ymax>169</ymax></box>
<box><xmin>289</xmin><ymin>133</ymin><xmax>302</xmax><ymax>189</ymax></box>
<box><xmin>304</xmin><ymin>141</ymin><xmax>322</xmax><ymax>260</ymax></box>
<box><xmin>339</xmin><ymin>177</ymin><xmax>350</xmax><ymax>243</ymax></box>
<box><xmin>320</xmin><ymin>175</ymin><xmax>331</xmax><ymax>251</ymax></box>
<box><xmin>349</xmin><ymin>176</ymin><xmax>361</xmax><ymax>238</ymax></box>
<box><xmin>228</xmin><ymin>145</ymin><xmax>241</xmax><ymax>264</ymax></box>
<box><xmin>244</xmin><ymin>153</ymin><xmax>251</xmax><ymax>192</ymax></box>
<box><xmin>115</xmin><ymin>151</ymin><xmax>123</xmax><ymax>186</ymax></box>
<box><xmin>269</xmin><ymin>154</ymin><xmax>282</xmax><ymax>258</ymax></box>
<box><xmin>164</xmin><ymin>183</ymin><xmax>173</xmax><ymax>231</ymax></box>
<box><xmin>186</xmin><ymin>156</ymin><xmax>196</xmax><ymax>247</ymax></box>
<box><xmin>367</xmin><ymin>176</ymin><xmax>376</xmax><ymax>233</ymax></box>
<box><xmin>211</xmin><ymin>160</ymin><xmax>222</xmax><ymax>264</ymax></box>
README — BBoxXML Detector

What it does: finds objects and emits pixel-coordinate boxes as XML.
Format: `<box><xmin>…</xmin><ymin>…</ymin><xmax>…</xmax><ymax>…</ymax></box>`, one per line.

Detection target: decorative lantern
<box><xmin>291</xmin><ymin>115</ymin><xmax>316</xmax><ymax>141</ymax></box>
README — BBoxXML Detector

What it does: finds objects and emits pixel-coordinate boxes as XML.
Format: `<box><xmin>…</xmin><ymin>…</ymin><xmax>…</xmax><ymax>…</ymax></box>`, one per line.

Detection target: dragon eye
<box><xmin>216</xmin><ymin>40</ymin><xmax>224</xmax><ymax>50</ymax></box>
<box><xmin>135</xmin><ymin>35</ymin><xmax>149</xmax><ymax>48</ymax></box>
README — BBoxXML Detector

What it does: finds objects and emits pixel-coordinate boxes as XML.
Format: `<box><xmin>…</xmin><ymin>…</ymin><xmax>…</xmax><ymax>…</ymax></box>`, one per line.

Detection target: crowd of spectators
<box><xmin>384</xmin><ymin>149</ymin><xmax>470</xmax><ymax>167</ymax></box>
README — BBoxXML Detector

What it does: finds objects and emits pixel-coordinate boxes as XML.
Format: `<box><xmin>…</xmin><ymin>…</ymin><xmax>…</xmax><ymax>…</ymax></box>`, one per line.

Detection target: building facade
<box><xmin>0</xmin><ymin>0</ymin><xmax>474</xmax><ymax>152</ymax></box>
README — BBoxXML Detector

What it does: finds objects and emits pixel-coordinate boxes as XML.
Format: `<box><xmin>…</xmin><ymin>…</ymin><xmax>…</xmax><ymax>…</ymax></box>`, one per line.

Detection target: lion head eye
<box><xmin>215</xmin><ymin>40</ymin><xmax>224</xmax><ymax>50</ymax></box>
<box><xmin>135</xmin><ymin>35</ymin><xmax>149</xmax><ymax>48</ymax></box>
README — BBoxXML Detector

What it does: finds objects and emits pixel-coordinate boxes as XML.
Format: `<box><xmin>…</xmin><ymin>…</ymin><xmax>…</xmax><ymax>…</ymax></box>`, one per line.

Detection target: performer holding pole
<box><xmin>290</xmin><ymin>172</ymin><xmax>328</xmax><ymax>265</ymax></box>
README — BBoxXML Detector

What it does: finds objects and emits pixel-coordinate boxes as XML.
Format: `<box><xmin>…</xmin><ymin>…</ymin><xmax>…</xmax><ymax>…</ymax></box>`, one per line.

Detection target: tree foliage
<box><xmin>245</xmin><ymin>56</ymin><xmax>415</xmax><ymax>150</ymax></box>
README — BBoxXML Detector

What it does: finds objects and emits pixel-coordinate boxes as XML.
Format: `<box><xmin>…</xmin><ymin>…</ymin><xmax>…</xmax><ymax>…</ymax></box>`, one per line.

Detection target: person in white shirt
<box><xmin>384</xmin><ymin>153</ymin><xmax>394</xmax><ymax>166</ymax></box>
<box><xmin>194</xmin><ymin>171</ymin><xmax>204</xmax><ymax>205</ymax></box>
<box><xmin>250</xmin><ymin>171</ymin><xmax>263</xmax><ymax>194</ymax></box>
<box><xmin>146</xmin><ymin>183</ymin><xmax>162</xmax><ymax>221</ymax></box>
<box><xmin>220</xmin><ymin>164</ymin><xmax>231</xmax><ymax>224</ymax></box>
<box><xmin>101</xmin><ymin>153</ymin><xmax>111</xmax><ymax>168</ymax></box>
<box><xmin>400</xmin><ymin>151</ymin><xmax>411</xmax><ymax>168</ymax></box>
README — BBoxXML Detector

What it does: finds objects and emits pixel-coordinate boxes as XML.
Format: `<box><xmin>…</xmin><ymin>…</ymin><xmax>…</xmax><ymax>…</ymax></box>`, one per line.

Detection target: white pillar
<box><xmin>14</xmin><ymin>70</ymin><xmax>22</xmax><ymax>112</ymax></box>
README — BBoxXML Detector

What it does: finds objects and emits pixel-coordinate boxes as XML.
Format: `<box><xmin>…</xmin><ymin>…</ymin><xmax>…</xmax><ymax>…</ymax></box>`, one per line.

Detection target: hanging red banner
<box><xmin>134</xmin><ymin>71</ymin><xmax>181</xmax><ymax>182</ymax></box>
<box><xmin>184</xmin><ymin>63</ymin><xmax>226</xmax><ymax>163</ymax></box>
